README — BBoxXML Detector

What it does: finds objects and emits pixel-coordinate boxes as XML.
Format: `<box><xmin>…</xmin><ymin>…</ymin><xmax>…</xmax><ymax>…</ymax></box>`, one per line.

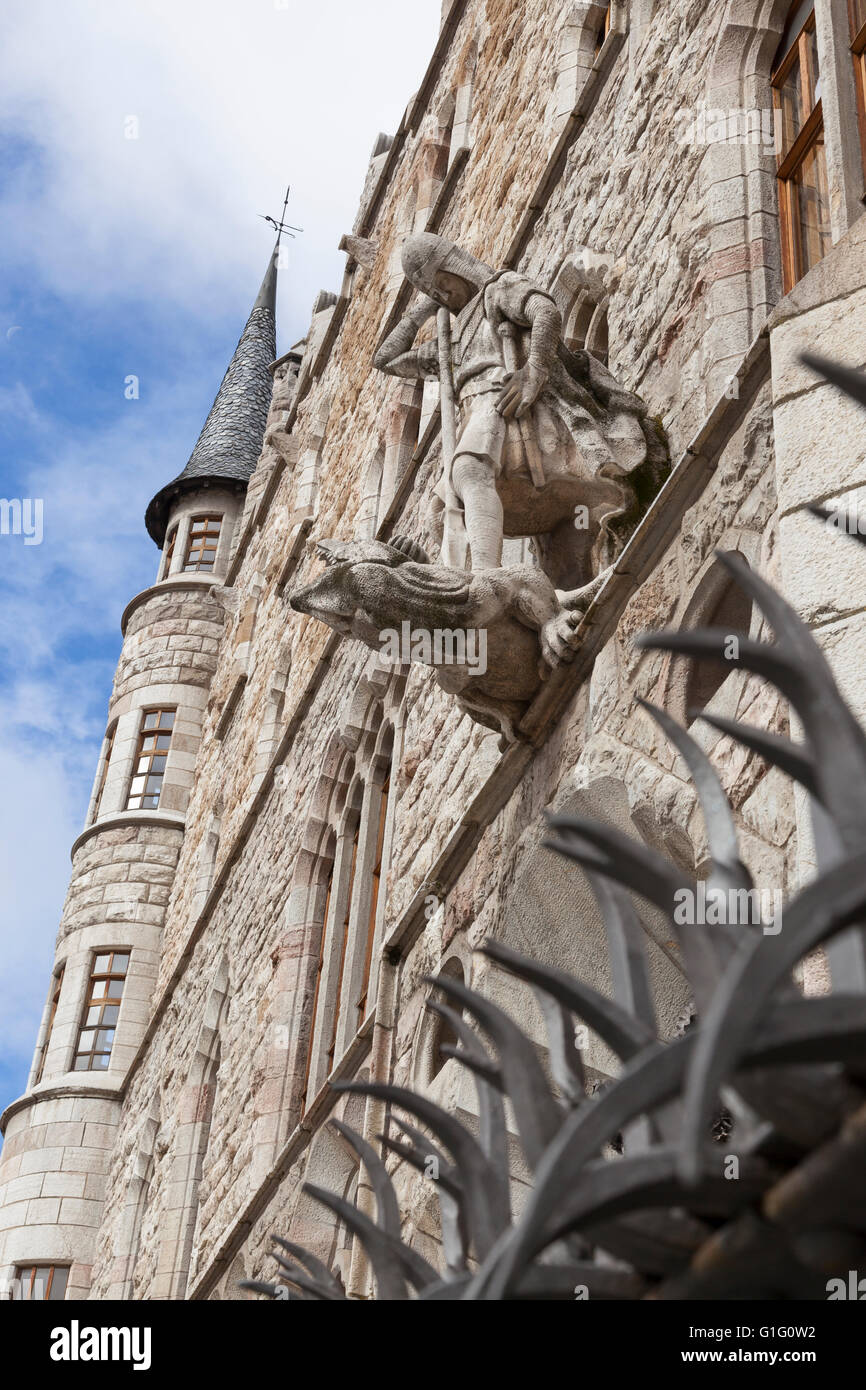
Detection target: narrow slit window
<box><xmin>357</xmin><ymin>771</ymin><xmax>390</xmax><ymax>1022</ymax></box>
<box><xmin>73</xmin><ymin>951</ymin><xmax>130</xmax><ymax>1071</ymax></box>
<box><xmin>126</xmin><ymin>709</ymin><xmax>175</xmax><ymax>810</ymax></box>
<box><xmin>301</xmin><ymin>868</ymin><xmax>333</xmax><ymax>1112</ymax></box>
<box><xmin>34</xmin><ymin>966</ymin><xmax>64</xmax><ymax>1085</ymax></box>
<box><xmin>772</xmin><ymin>6</ymin><xmax>831</xmax><ymax>291</ymax></box>
<box><xmin>94</xmin><ymin>724</ymin><xmax>115</xmax><ymax>816</ymax></box>
<box><xmin>851</xmin><ymin>0</ymin><xmax>866</xmax><ymax>182</ymax></box>
<box><xmin>15</xmin><ymin>1265</ymin><xmax>69</xmax><ymax>1301</ymax></box>
<box><xmin>327</xmin><ymin>827</ymin><xmax>359</xmax><ymax>1074</ymax></box>
<box><xmin>162</xmin><ymin>524</ymin><xmax>178</xmax><ymax>578</ymax></box>
<box><xmin>595</xmin><ymin>4</ymin><xmax>611</xmax><ymax>55</ymax></box>
<box><xmin>184</xmin><ymin>516</ymin><xmax>222</xmax><ymax>572</ymax></box>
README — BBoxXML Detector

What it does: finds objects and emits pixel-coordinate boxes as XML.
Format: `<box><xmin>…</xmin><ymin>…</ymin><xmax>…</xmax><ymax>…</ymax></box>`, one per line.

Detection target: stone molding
<box><xmin>120</xmin><ymin>577</ymin><xmax>218</xmax><ymax>635</ymax></box>
<box><xmin>70</xmin><ymin>810</ymin><xmax>186</xmax><ymax>861</ymax></box>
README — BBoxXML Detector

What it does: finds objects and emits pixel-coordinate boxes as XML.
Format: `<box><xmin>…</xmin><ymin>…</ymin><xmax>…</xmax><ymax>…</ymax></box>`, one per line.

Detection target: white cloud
<box><xmin>0</xmin><ymin>0</ymin><xmax>442</xmax><ymax>345</ymax></box>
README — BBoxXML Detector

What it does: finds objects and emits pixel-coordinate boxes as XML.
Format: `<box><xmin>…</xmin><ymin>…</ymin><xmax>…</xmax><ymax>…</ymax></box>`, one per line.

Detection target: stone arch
<box><xmin>163</xmin><ymin>958</ymin><xmax>231</xmax><ymax>1298</ymax></box>
<box><xmin>413</xmin><ymin>954</ymin><xmax>469</xmax><ymax>1089</ymax></box>
<box><xmin>356</xmin><ymin>443</ymin><xmax>386</xmax><ymax>539</ymax></box>
<box><xmin>254</xmin><ymin>634</ymin><xmax>293</xmax><ymax>780</ymax></box>
<box><xmin>700</xmin><ymin>0</ymin><xmax>793</xmax><ymax>397</ymax></box>
<box><xmin>451</xmin><ymin>35</ymin><xmax>479</xmax><ymax>158</ymax></box>
<box><xmin>111</xmin><ymin>1094</ymin><xmax>161</xmax><ymax>1299</ymax></box>
<box><xmin>382</xmin><ymin>379</ymin><xmax>423</xmax><ymax>504</ymax></box>
<box><xmin>486</xmin><ymin>776</ymin><xmax>694</xmax><ymax>1084</ymax></box>
<box><xmin>278</xmin><ymin>740</ymin><xmax>357</xmax><ymax>1123</ymax></box>
<box><xmin>548</xmin><ymin>3</ymin><xmax>614</xmax><ymax>135</ymax></box>
<box><xmin>292</xmin><ymin>390</ymin><xmax>332</xmax><ymax>524</ymax></box>
<box><xmin>661</xmin><ymin>529</ymin><xmax>763</xmax><ymax>726</ymax></box>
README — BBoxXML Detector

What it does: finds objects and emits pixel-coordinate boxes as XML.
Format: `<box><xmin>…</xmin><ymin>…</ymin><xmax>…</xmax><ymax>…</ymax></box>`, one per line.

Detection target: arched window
<box><xmin>160</xmin><ymin>524</ymin><xmax>177</xmax><ymax>580</ymax></box>
<box><xmin>357</xmin><ymin>447</ymin><xmax>385</xmax><ymax>538</ymax></box>
<box><xmin>430</xmin><ymin>958</ymin><xmax>466</xmax><ymax>1080</ymax></box>
<box><xmin>93</xmin><ymin>722</ymin><xmax>116</xmax><ymax>819</ymax></box>
<box><xmin>298</xmin><ymin>707</ymin><xmax>398</xmax><ymax>1105</ymax></box>
<box><xmin>33</xmin><ymin>965</ymin><xmax>65</xmax><ymax>1085</ymax></box>
<box><xmin>595</xmin><ymin>2</ymin><xmax>612</xmax><ymax>53</ymax></box>
<box><xmin>326</xmin><ymin>810</ymin><xmax>361</xmax><ymax>1076</ymax></box>
<box><xmin>357</xmin><ymin>765</ymin><xmax>391</xmax><ymax>1022</ymax></box>
<box><xmin>165</xmin><ymin>966</ymin><xmax>229</xmax><ymax>1298</ymax></box>
<box><xmin>683</xmin><ymin>572</ymin><xmax>754</xmax><ymax>719</ymax></box>
<box><xmin>772</xmin><ymin>4</ymin><xmax>831</xmax><ymax>290</ymax></box>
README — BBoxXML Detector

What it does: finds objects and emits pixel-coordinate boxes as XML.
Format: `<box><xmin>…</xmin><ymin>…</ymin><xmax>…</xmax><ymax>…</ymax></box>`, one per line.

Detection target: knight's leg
<box><xmin>452</xmin><ymin>452</ymin><xmax>503</xmax><ymax>569</ymax></box>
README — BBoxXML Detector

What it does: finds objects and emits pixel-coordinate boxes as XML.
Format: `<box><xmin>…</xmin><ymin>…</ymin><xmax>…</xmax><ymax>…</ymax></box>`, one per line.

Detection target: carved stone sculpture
<box><xmin>290</xmin><ymin>537</ymin><xmax>606</xmax><ymax>742</ymax></box>
<box><xmin>373</xmin><ymin>232</ymin><xmax>668</xmax><ymax>588</ymax></box>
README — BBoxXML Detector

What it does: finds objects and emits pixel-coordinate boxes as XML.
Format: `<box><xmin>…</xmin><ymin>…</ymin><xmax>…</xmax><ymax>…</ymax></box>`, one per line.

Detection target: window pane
<box><xmin>113</xmin><ymin>953</ymin><xmax>130</xmax><ymax>974</ymax></box>
<box><xmin>159</xmin><ymin>711</ymin><xmax>175</xmax><ymax>728</ymax></box>
<box><xmin>96</xmin><ymin>1029</ymin><xmax>115</xmax><ymax>1050</ymax></box>
<box><xmin>94</xmin><ymin>954</ymin><xmax>111</xmax><ymax>972</ymax></box>
<box><xmin>48</xmin><ymin>1267</ymin><xmax>69</xmax><ymax>1300</ymax></box>
<box><xmin>86</xmin><ymin>1006</ymin><xmax>101</xmax><ymax>1026</ymax></box>
<box><xmin>796</xmin><ymin>135</ymin><xmax>831</xmax><ymax>273</ymax></box>
<box><xmin>73</xmin><ymin>1055</ymin><xmax>89</xmax><ymax>1071</ymax></box>
<box><xmin>101</xmin><ymin>1005</ymin><xmax>119</xmax><ymax>1026</ymax></box>
<box><xmin>143</xmin><ymin>712</ymin><xmax>159</xmax><ymax>729</ymax></box>
<box><xmin>91</xmin><ymin>980</ymin><xmax>107</xmax><ymax>998</ymax></box>
<box><xmin>94</xmin><ymin>1053</ymin><xmax>111</xmax><ymax>1069</ymax></box>
<box><xmin>807</xmin><ymin>22</ymin><xmax>820</xmax><ymax>103</ymax></box>
<box><xmin>777</xmin><ymin>49</ymin><xmax>804</xmax><ymax>153</ymax></box>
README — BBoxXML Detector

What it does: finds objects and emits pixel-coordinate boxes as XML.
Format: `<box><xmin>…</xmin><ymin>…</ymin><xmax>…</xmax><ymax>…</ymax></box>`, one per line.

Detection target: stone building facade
<box><xmin>2</xmin><ymin>0</ymin><xmax>866</xmax><ymax>1300</ymax></box>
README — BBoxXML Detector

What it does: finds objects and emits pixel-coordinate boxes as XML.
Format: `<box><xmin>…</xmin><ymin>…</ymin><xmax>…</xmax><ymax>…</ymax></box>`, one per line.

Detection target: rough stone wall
<box><xmin>112</xmin><ymin>589</ymin><xmax>225</xmax><ymax>706</ymax></box>
<box><xmin>58</xmin><ymin>826</ymin><xmax>183</xmax><ymax>949</ymax></box>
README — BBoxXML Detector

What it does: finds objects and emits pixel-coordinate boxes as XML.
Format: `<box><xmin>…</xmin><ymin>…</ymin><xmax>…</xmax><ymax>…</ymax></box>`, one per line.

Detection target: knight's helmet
<box><xmin>400</xmin><ymin>233</ymin><xmax>493</xmax><ymax>299</ymax></box>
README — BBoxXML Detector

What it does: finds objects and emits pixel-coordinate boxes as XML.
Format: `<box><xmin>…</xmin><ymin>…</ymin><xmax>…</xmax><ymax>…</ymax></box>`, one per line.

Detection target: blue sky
<box><xmin>0</xmin><ymin>0</ymin><xmax>440</xmax><ymax>1122</ymax></box>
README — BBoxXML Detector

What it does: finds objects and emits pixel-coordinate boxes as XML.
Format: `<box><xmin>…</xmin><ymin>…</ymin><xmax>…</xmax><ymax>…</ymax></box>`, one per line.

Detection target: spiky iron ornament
<box><xmin>244</xmin><ymin>356</ymin><xmax>866</xmax><ymax>1300</ymax></box>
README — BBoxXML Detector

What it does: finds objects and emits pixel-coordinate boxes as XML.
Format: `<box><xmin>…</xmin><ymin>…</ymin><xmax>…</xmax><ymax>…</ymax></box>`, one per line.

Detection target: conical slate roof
<box><xmin>145</xmin><ymin>246</ymin><xmax>278</xmax><ymax>545</ymax></box>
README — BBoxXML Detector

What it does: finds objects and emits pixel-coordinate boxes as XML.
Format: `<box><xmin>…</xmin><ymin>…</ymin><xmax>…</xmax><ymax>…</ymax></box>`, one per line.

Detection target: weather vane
<box><xmin>259</xmin><ymin>183</ymin><xmax>303</xmax><ymax>244</ymax></box>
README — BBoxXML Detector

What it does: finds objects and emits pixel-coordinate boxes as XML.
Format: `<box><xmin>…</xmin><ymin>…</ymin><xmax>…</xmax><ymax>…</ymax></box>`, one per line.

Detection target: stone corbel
<box><xmin>339</xmin><ymin>234</ymin><xmax>379</xmax><ymax>271</ymax></box>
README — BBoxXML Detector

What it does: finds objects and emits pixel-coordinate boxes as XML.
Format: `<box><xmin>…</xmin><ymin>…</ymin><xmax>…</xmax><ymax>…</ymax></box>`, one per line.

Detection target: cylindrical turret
<box><xmin>0</xmin><ymin>246</ymin><xmax>279</xmax><ymax>1300</ymax></box>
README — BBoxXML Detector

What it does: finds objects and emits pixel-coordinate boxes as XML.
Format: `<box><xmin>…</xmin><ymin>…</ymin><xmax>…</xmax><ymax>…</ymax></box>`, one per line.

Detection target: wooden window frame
<box><xmin>162</xmin><ymin>523</ymin><xmax>178</xmax><ymax>578</ymax></box>
<box><xmin>15</xmin><ymin>1264</ymin><xmax>69</xmax><ymax>1301</ymax></box>
<box><xmin>850</xmin><ymin>0</ymin><xmax>866</xmax><ymax>184</ymax></box>
<box><xmin>772</xmin><ymin>7</ymin><xmax>830</xmax><ymax>291</ymax></box>
<box><xmin>94</xmin><ymin>723</ymin><xmax>116</xmax><ymax>816</ymax></box>
<box><xmin>594</xmin><ymin>3</ymin><xmax>612</xmax><ymax>55</ymax></box>
<box><xmin>183</xmin><ymin>515</ymin><xmax>222</xmax><ymax>573</ymax></box>
<box><xmin>125</xmin><ymin>708</ymin><xmax>175</xmax><ymax>811</ymax></box>
<box><xmin>34</xmin><ymin>965</ymin><xmax>65</xmax><ymax>1085</ymax></box>
<box><xmin>73</xmin><ymin>950</ymin><xmax>130</xmax><ymax>1071</ymax></box>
